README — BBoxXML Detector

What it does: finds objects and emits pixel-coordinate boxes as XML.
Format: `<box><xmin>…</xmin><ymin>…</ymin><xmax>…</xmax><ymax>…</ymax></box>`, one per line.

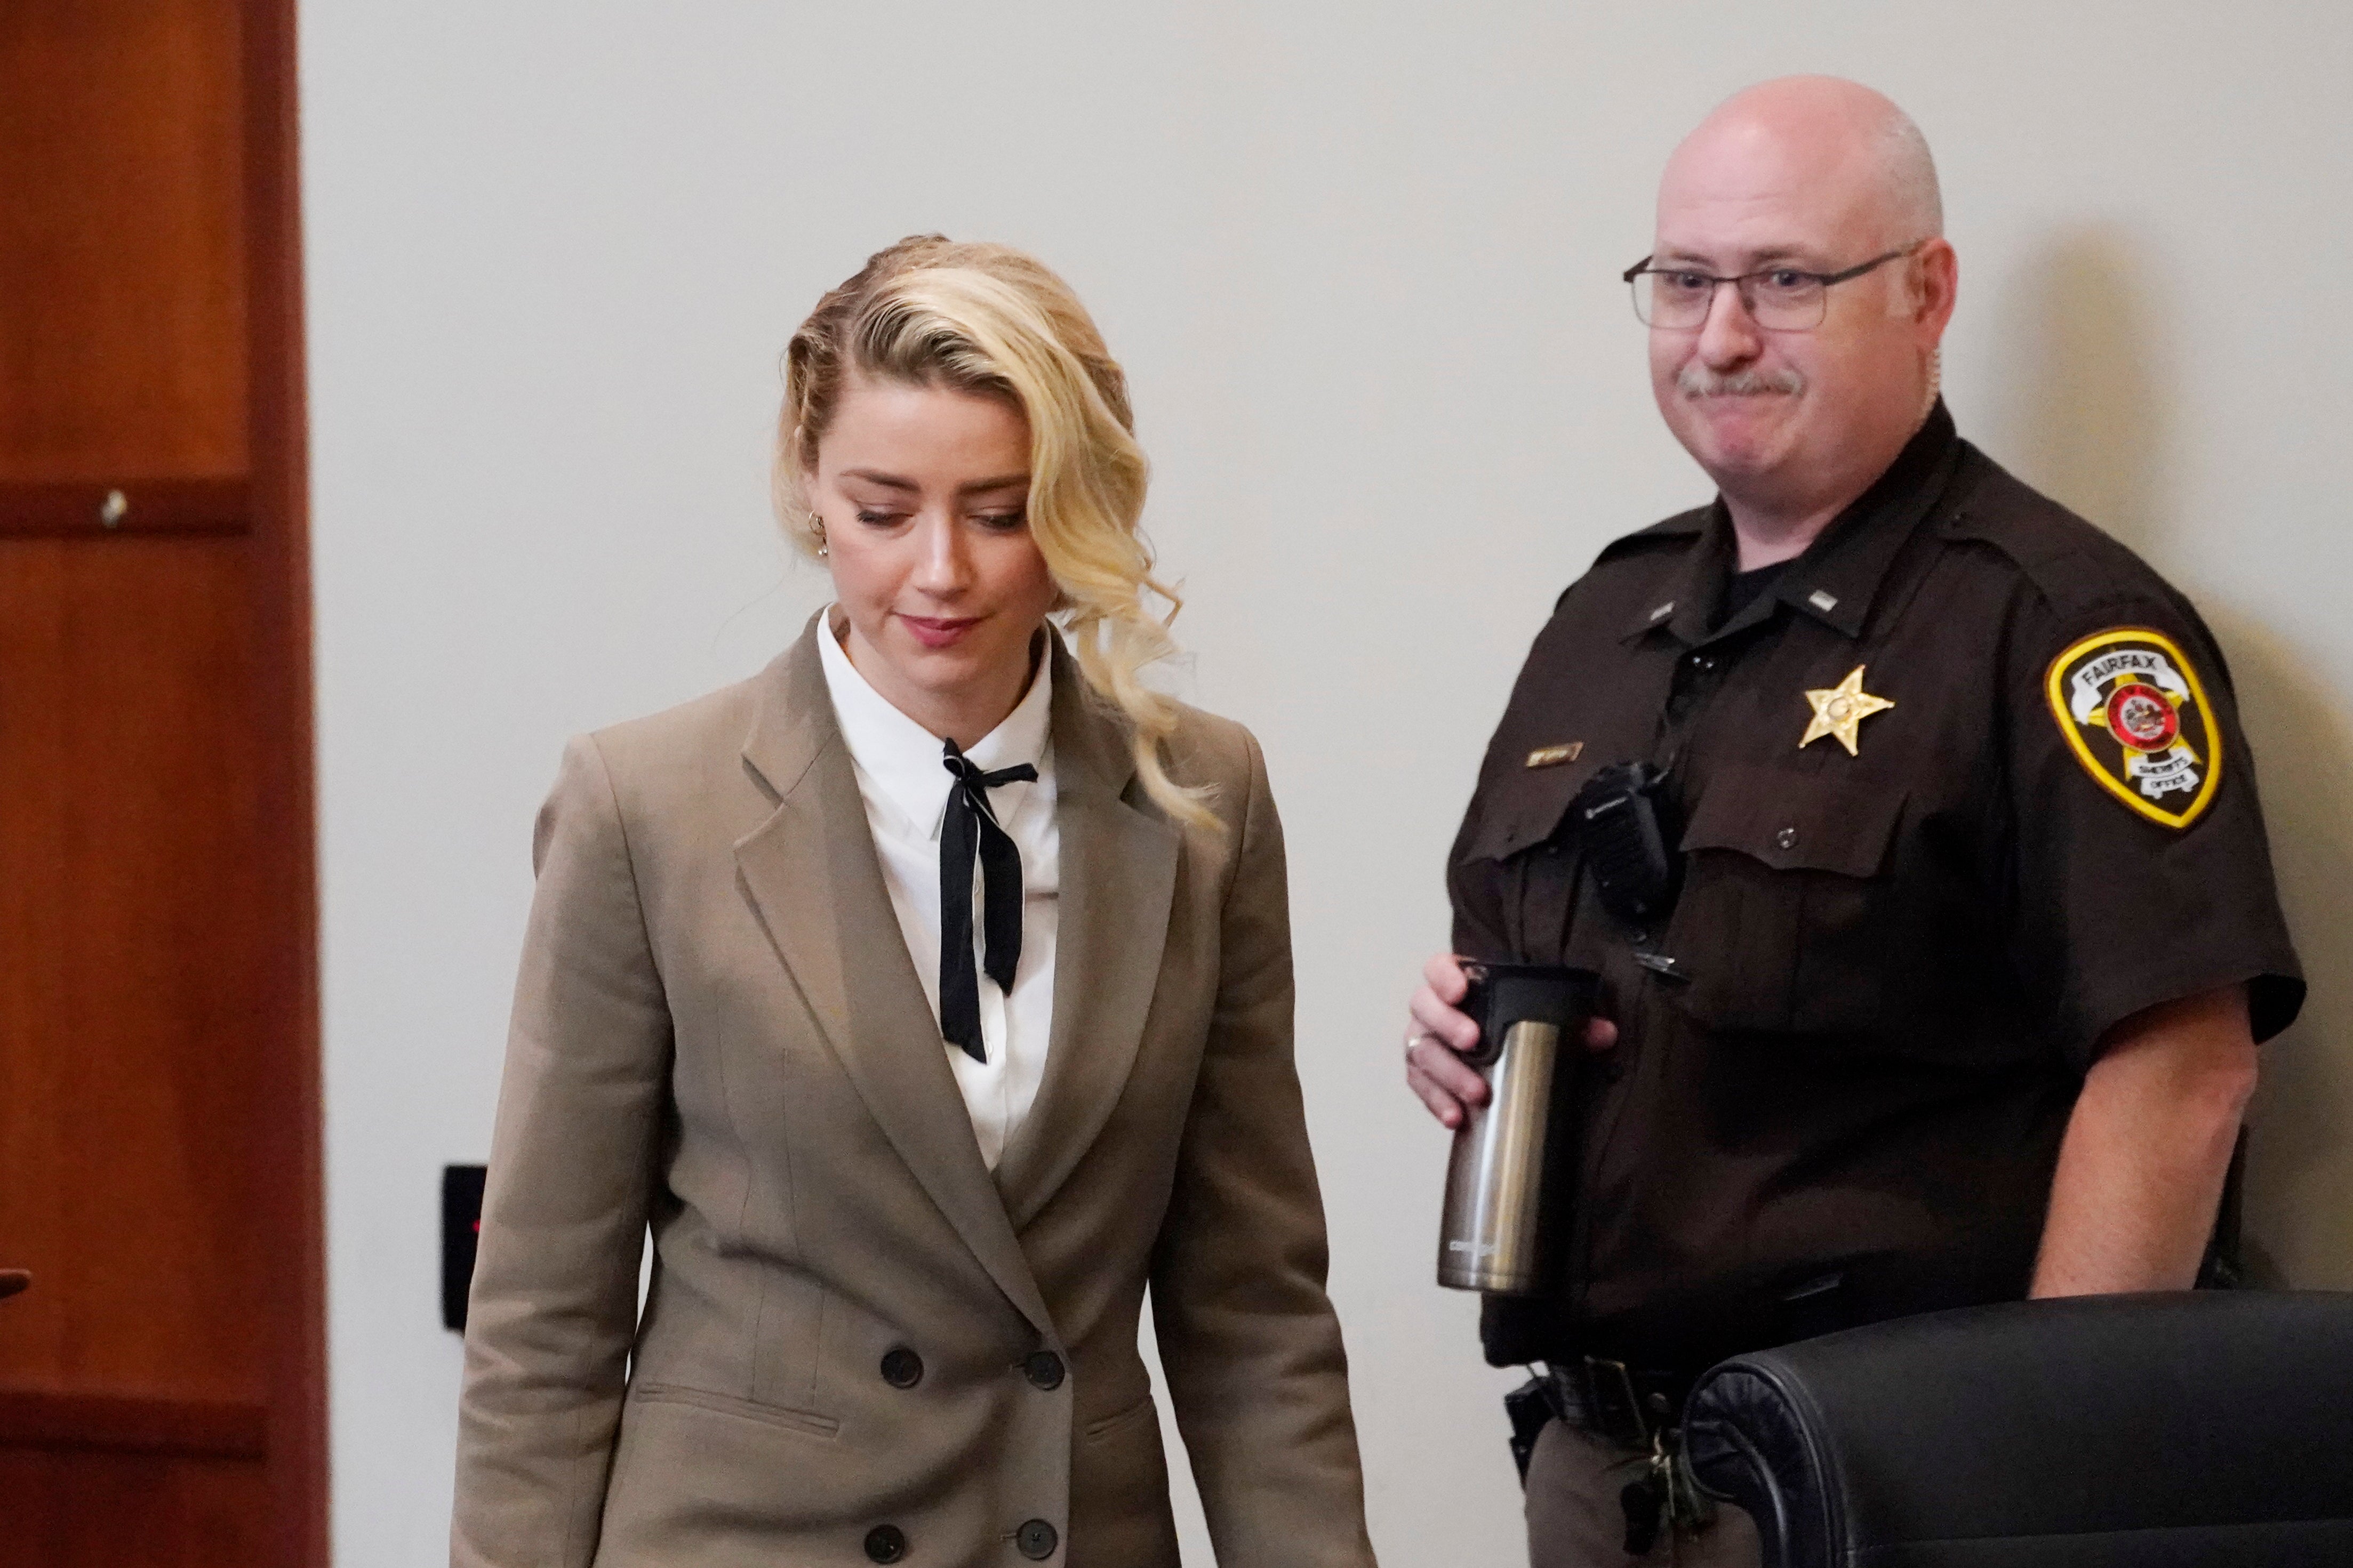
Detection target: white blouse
<box><xmin>815</xmin><ymin>614</ymin><xmax>1058</xmax><ymax>1170</ymax></box>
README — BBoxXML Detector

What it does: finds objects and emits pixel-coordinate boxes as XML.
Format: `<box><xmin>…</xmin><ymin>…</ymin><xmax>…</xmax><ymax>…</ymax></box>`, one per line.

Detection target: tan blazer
<box><xmin>451</xmin><ymin>618</ymin><xmax>1375</xmax><ymax>1568</ymax></box>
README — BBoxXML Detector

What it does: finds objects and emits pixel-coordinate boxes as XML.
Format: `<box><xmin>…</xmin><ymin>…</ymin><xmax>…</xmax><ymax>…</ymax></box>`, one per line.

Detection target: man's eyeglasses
<box><xmin>1622</xmin><ymin>243</ymin><xmax>1925</xmax><ymax>332</ymax></box>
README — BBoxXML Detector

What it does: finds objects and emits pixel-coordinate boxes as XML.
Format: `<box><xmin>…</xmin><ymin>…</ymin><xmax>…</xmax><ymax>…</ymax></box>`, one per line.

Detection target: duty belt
<box><xmin>1536</xmin><ymin>1356</ymin><xmax>1692</xmax><ymax>1449</ymax></box>
<box><xmin>1534</xmin><ymin>1357</ymin><xmax>1717</xmax><ymax>1553</ymax></box>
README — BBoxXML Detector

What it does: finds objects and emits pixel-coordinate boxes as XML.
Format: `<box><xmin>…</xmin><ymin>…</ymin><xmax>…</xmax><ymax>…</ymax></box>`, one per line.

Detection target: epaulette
<box><xmin>1555</xmin><ymin>506</ymin><xmax>1710</xmax><ymax>615</ymax></box>
<box><xmin>1935</xmin><ymin>447</ymin><xmax>2188</xmax><ymax>624</ymax></box>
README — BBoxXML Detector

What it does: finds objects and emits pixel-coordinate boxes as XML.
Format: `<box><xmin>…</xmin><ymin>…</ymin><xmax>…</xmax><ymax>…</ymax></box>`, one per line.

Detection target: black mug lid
<box><xmin>1460</xmin><ymin>962</ymin><xmax>1598</xmax><ymax>1058</ymax></box>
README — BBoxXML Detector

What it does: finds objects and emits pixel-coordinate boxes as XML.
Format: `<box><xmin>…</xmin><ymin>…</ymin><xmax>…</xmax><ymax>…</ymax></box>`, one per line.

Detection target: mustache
<box><xmin>1677</xmin><ymin>364</ymin><xmax>1806</xmax><ymax>398</ymax></box>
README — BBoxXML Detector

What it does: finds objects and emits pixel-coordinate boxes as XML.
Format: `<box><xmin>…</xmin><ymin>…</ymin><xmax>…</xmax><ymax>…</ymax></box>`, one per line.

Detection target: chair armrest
<box><xmin>1683</xmin><ymin>1292</ymin><xmax>2353</xmax><ymax>1568</ymax></box>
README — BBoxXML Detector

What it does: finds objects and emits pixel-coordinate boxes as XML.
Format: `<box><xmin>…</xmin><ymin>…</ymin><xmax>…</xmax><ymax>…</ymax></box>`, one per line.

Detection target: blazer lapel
<box><xmin>995</xmin><ymin>639</ymin><xmax>1181</xmax><ymax>1230</ymax></box>
<box><xmin>734</xmin><ymin>616</ymin><xmax>1054</xmax><ymax>1336</ymax></box>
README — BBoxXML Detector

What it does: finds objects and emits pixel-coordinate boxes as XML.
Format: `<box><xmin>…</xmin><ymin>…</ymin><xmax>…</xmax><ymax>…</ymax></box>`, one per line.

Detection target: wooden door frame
<box><xmin>0</xmin><ymin>4</ymin><xmax>323</xmax><ymax>1558</ymax></box>
<box><xmin>241</xmin><ymin>0</ymin><xmax>327</xmax><ymax>1561</ymax></box>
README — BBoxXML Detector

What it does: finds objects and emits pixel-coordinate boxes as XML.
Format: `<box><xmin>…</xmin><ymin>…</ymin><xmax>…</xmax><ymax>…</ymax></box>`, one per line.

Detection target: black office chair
<box><xmin>1683</xmin><ymin>1291</ymin><xmax>2353</xmax><ymax>1567</ymax></box>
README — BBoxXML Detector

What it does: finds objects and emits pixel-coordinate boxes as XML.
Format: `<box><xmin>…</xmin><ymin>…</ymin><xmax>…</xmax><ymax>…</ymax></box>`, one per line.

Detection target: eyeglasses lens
<box><xmin>1633</xmin><ymin>271</ymin><xmax>1829</xmax><ymax>331</ymax></box>
<box><xmin>1634</xmin><ymin>272</ymin><xmax>1708</xmax><ymax>328</ymax></box>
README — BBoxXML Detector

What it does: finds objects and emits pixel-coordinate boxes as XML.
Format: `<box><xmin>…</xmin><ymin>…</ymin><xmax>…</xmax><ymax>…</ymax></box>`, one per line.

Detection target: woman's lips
<box><xmin>898</xmin><ymin>614</ymin><xmax>981</xmax><ymax>650</ymax></box>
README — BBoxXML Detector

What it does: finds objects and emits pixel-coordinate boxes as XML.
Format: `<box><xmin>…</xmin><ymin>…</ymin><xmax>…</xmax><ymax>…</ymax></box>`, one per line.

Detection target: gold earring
<box><xmin>812</xmin><ymin>519</ymin><xmax>829</xmax><ymax>558</ymax></box>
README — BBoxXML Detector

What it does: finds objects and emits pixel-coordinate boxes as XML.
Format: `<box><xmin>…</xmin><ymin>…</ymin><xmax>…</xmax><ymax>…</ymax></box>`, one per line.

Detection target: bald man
<box><xmin>1402</xmin><ymin>78</ymin><xmax>2301</xmax><ymax>1566</ymax></box>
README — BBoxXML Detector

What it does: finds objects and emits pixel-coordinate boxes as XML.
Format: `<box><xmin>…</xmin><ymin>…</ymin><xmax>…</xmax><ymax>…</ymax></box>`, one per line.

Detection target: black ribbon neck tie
<box><xmin>939</xmin><ymin>738</ymin><xmax>1037</xmax><ymax>1063</ymax></box>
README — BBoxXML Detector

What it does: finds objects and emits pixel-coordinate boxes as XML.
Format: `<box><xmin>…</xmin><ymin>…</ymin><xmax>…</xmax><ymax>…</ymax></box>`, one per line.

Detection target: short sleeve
<box><xmin>1447</xmin><ymin>580</ymin><xmax>1599</xmax><ymax>961</ymax></box>
<box><xmin>1446</xmin><ymin>747</ymin><xmax>1515</xmax><ymax>959</ymax></box>
<box><xmin>2004</xmin><ymin>590</ymin><xmax>2303</xmax><ymax>1069</ymax></box>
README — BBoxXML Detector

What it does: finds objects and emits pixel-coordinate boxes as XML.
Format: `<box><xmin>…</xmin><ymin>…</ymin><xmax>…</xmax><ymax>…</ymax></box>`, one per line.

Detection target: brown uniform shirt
<box><xmin>1450</xmin><ymin>403</ymin><xmax>2303</xmax><ymax>1371</ymax></box>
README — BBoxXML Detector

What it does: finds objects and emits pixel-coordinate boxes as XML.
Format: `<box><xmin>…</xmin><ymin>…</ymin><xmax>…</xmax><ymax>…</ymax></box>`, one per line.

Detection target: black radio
<box><xmin>1568</xmin><ymin>761</ymin><xmax>1680</xmax><ymax>934</ymax></box>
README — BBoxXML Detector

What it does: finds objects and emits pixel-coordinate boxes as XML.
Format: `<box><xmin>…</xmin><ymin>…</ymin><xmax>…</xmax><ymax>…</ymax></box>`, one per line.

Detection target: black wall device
<box><xmin>442</xmin><ymin>1164</ymin><xmax>487</xmax><ymax>1332</ymax></box>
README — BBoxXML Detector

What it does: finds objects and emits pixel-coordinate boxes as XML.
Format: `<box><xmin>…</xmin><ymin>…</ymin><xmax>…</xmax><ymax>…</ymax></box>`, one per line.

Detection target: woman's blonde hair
<box><xmin>776</xmin><ymin>235</ymin><xmax>1213</xmax><ymax>827</ymax></box>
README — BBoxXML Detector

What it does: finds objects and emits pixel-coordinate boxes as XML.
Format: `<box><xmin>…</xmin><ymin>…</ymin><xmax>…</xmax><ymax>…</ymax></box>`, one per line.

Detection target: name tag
<box><xmin>1525</xmin><ymin>742</ymin><xmax>1583</xmax><ymax>769</ymax></box>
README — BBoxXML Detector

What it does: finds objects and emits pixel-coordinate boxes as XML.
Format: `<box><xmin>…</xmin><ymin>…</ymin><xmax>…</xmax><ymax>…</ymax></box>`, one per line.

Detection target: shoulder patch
<box><xmin>2044</xmin><ymin>627</ymin><xmax>2222</xmax><ymax>830</ymax></box>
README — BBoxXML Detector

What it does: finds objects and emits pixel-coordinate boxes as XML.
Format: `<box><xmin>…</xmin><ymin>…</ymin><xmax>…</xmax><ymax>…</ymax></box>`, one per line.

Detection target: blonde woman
<box><xmin>450</xmin><ymin>237</ymin><xmax>1377</xmax><ymax>1568</ymax></box>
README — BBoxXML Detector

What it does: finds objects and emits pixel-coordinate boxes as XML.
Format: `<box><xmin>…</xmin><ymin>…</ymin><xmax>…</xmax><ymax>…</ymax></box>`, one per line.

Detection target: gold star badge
<box><xmin>1800</xmin><ymin>665</ymin><xmax>1895</xmax><ymax>756</ymax></box>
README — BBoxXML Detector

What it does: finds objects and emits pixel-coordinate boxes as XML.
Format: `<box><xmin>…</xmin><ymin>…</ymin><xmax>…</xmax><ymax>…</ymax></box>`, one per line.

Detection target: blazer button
<box><xmin>864</xmin><ymin>1524</ymin><xmax>907</xmax><ymax>1563</ymax></box>
<box><xmin>879</xmin><ymin>1347</ymin><xmax>924</xmax><ymax>1389</ymax></box>
<box><xmin>1016</xmin><ymin>1518</ymin><xmax>1059</xmax><ymax>1559</ymax></box>
<box><xmin>1022</xmin><ymin>1350</ymin><xmax>1065</xmax><ymax>1390</ymax></box>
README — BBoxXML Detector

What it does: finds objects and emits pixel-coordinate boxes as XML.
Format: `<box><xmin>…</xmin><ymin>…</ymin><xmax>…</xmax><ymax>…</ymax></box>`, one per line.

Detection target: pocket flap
<box><xmin>1679</xmin><ymin>767</ymin><xmax>1907</xmax><ymax>878</ymax></box>
<box><xmin>1459</xmin><ymin>750</ymin><xmax>1605</xmax><ymax>863</ymax></box>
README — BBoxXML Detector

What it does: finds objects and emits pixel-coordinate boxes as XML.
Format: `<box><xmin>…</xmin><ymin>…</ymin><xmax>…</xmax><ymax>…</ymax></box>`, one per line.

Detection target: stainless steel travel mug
<box><xmin>1435</xmin><ymin>963</ymin><xmax>1599</xmax><ymax>1295</ymax></box>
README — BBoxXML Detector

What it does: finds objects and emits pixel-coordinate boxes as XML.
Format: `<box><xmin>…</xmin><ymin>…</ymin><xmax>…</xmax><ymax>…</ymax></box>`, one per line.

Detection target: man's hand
<box><xmin>2031</xmin><ymin>984</ymin><xmax>2258</xmax><ymax>1297</ymax></box>
<box><xmin>1403</xmin><ymin>952</ymin><xmax>1618</xmax><ymax>1128</ymax></box>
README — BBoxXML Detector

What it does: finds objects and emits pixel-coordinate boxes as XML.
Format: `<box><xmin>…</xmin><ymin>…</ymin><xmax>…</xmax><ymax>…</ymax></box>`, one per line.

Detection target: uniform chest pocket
<box><xmin>1662</xmin><ymin>767</ymin><xmax>1909</xmax><ymax>1035</ymax></box>
<box><xmin>1458</xmin><ymin>752</ymin><xmax>1604</xmax><ymax>866</ymax></box>
<box><xmin>1454</xmin><ymin>753</ymin><xmax>1607</xmax><ymax>963</ymax></box>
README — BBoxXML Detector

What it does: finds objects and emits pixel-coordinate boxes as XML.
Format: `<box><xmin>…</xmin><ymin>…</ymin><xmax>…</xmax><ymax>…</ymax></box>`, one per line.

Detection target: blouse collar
<box><xmin>815</xmin><ymin>608</ymin><xmax>1054</xmax><ymax>839</ymax></box>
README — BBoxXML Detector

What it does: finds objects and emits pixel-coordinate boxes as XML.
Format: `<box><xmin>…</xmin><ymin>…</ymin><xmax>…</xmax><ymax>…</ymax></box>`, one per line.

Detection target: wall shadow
<box><xmin>1981</xmin><ymin>227</ymin><xmax>2352</xmax><ymax>1289</ymax></box>
<box><xmin>1980</xmin><ymin>226</ymin><xmax>2176</xmax><ymax>551</ymax></box>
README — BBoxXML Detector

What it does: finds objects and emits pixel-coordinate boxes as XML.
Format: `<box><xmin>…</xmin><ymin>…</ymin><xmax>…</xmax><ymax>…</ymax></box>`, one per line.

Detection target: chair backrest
<box><xmin>1682</xmin><ymin>1291</ymin><xmax>2353</xmax><ymax>1568</ymax></box>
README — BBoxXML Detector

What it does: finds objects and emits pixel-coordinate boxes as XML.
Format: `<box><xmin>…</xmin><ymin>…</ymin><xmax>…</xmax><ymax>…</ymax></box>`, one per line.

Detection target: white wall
<box><xmin>303</xmin><ymin>4</ymin><xmax>2353</xmax><ymax>1563</ymax></box>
